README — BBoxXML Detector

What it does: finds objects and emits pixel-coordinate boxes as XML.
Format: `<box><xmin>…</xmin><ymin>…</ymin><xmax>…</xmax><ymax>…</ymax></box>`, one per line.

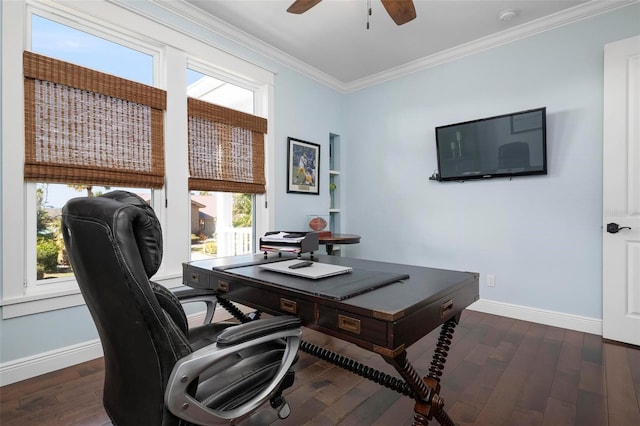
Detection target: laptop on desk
<box><xmin>259</xmin><ymin>259</ymin><xmax>352</xmax><ymax>279</ymax></box>
<box><xmin>253</xmin><ymin>259</ymin><xmax>409</xmax><ymax>301</ymax></box>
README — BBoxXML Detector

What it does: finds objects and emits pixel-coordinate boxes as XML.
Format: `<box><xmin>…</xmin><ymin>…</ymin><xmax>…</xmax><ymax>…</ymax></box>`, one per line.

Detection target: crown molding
<box><xmin>110</xmin><ymin>0</ymin><xmax>348</xmax><ymax>92</ymax></box>
<box><xmin>112</xmin><ymin>0</ymin><xmax>637</xmax><ymax>94</ymax></box>
<box><xmin>346</xmin><ymin>0</ymin><xmax>639</xmax><ymax>92</ymax></box>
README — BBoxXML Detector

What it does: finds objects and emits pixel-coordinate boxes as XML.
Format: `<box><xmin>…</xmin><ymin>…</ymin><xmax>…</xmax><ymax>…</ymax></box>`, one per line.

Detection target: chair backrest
<box><xmin>62</xmin><ymin>191</ymin><xmax>192</xmax><ymax>426</ymax></box>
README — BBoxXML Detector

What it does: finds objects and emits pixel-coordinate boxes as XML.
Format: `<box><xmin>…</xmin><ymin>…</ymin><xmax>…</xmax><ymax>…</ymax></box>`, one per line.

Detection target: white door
<box><xmin>603</xmin><ymin>35</ymin><xmax>640</xmax><ymax>346</ymax></box>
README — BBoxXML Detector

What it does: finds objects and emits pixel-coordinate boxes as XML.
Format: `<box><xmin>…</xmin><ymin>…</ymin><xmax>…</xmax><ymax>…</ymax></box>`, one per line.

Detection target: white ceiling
<box><xmin>155</xmin><ymin>0</ymin><xmax>632</xmax><ymax>91</ymax></box>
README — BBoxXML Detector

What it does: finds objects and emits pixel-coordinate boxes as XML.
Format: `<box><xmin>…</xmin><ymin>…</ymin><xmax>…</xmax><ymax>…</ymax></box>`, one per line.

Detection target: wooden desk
<box><xmin>183</xmin><ymin>254</ymin><xmax>479</xmax><ymax>425</ymax></box>
<box><xmin>318</xmin><ymin>233</ymin><xmax>361</xmax><ymax>255</ymax></box>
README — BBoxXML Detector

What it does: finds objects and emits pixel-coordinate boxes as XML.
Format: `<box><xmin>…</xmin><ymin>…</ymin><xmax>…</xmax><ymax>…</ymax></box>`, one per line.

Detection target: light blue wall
<box><xmin>273</xmin><ymin>67</ymin><xmax>347</xmax><ymax>230</ymax></box>
<box><xmin>342</xmin><ymin>4</ymin><xmax>640</xmax><ymax>319</ymax></box>
<box><xmin>0</xmin><ymin>306</ymin><xmax>99</xmax><ymax>359</ymax></box>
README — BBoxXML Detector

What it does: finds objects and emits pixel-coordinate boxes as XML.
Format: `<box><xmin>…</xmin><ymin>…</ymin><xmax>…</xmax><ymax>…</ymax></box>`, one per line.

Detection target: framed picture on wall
<box><xmin>287</xmin><ymin>137</ymin><xmax>320</xmax><ymax>194</ymax></box>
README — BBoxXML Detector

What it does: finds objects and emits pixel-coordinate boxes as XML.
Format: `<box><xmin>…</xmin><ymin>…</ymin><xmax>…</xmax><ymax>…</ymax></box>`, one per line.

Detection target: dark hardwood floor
<box><xmin>2</xmin><ymin>310</ymin><xmax>639</xmax><ymax>425</ymax></box>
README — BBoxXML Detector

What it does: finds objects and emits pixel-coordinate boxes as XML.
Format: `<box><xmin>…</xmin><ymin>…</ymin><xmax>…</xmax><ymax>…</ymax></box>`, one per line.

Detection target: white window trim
<box><xmin>1</xmin><ymin>0</ymin><xmax>275</xmax><ymax>318</ymax></box>
<box><xmin>185</xmin><ymin>57</ymin><xmax>276</xmax><ymax>251</ymax></box>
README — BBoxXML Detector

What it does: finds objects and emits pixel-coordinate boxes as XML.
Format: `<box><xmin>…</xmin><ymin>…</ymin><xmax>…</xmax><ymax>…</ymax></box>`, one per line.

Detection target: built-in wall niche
<box><xmin>329</xmin><ymin>133</ymin><xmax>341</xmax><ymax>235</ymax></box>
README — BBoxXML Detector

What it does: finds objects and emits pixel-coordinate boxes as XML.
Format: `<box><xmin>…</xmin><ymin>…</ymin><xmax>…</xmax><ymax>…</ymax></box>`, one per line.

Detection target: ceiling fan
<box><xmin>287</xmin><ymin>0</ymin><xmax>417</xmax><ymax>26</ymax></box>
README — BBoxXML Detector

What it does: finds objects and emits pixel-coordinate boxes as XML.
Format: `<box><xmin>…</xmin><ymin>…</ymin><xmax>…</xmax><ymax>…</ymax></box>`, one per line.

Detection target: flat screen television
<box><xmin>434</xmin><ymin>107</ymin><xmax>547</xmax><ymax>181</ymax></box>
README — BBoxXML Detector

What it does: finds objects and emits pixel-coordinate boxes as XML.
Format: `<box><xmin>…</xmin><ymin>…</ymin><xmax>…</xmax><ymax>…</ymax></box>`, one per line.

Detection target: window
<box><xmin>31</xmin><ymin>15</ymin><xmax>153</xmax><ymax>84</ymax></box>
<box><xmin>186</xmin><ymin>68</ymin><xmax>261</xmax><ymax>260</ymax></box>
<box><xmin>1</xmin><ymin>1</ymin><xmax>274</xmax><ymax>318</ymax></box>
<box><xmin>28</xmin><ymin>16</ymin><xmax>157</xmax><ymax>286</ymax></box>
<box><xmin>187</xmin><ymin>69</ymin><xmax>254</xmax><ymax>114</ymax></box>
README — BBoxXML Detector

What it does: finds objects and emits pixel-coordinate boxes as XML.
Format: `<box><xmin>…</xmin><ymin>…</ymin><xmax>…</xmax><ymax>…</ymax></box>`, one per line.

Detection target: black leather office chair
<box><xmin>62</xmin><ymin>191</ymin><xmax>301</xmax><ymax>425</ymax></box>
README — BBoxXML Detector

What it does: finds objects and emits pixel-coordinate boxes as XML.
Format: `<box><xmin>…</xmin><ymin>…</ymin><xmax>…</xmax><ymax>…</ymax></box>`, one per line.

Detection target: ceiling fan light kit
<box><xmin>287</xmin><ymin>0</ymin><xmax>417</xmax><ymax>26</ymax></box>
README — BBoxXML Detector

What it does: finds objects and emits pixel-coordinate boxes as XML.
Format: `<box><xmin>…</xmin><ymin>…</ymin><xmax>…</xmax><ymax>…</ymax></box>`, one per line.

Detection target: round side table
<box><xmin>318</xmin><ymin>233</ymin><xmax>361</xmax><ymax>255</ymax></box>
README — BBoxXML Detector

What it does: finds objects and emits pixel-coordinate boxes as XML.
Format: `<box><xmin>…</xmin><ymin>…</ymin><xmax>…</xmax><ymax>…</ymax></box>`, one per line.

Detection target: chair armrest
<box><xmin>173</xmin><ymin>286</ymin><xmax>217</xmax><ymax>300</ymax></box>
<box><xmin>165</xmin><ymin>321</ymin><xmax>301</xmax><ymax>425</ymax></box>
<box><xmin>173</xmin><ymin>286</ymin><xmax>218</xmax><ymax>325</ymax></box>
<box><xmin>216</xmin><ymin>316</ymin><xmax>301</xmax><ymax>347</ymax></box>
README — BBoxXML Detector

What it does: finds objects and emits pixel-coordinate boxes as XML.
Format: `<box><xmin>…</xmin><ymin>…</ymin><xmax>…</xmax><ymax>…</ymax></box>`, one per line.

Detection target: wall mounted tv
<box><xmin>434</xmin><ymin>107</ymin><xmax>547</xmax><ymax>181</ymax></box>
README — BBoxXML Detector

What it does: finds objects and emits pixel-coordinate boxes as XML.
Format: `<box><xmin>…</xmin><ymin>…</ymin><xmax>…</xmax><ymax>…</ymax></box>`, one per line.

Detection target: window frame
<box><xmin>186</xmin><ymin>61</ymin><xmax>263</xmax><ymax>261</ymax></box>
<box><xmin>1</xmin><ymin>0</ymin><xmax>275</xmax><ymax>319</ymax></box>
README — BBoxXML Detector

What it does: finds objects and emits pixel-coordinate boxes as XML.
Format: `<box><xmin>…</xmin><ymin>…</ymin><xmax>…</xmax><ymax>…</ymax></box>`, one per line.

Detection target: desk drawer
<box><xmin>317</xmin><ymin>306</ymin><xmax>387</xmax><ymax>346</ymax></box>
<box><xmin>183</xmin><ymin>265</ymin><xmax>211</xmax><ymax>289</ymax></box>
<box><xmin>217</xmin><ymin>278</ymin><xmax>315</xmax><ymax>323</ymax></box>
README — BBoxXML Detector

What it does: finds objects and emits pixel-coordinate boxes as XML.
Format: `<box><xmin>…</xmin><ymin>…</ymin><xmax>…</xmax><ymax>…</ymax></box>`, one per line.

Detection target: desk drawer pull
<box><xmin>440</xmin><ymin>299</ymin><xmax>453</xmax><ymax>318</ymax></box>
<box><xmin>218</xmin><ymin>281</ymin><xmax>229</xmax><ymax>292</ymax></box>
<box><xmin>190</xmin><ymin>272</ymin><xmax>199</xmax><ymax>283</ymax></box>
<box><xmin>338</xmin><ymin>314</ymin><xmax>361</xmax><ymax>334</ymax></box>
<box><xmin>280</xmin><ymin>298</ymin><xmax>297</xmax><ymax>314</ymax></box>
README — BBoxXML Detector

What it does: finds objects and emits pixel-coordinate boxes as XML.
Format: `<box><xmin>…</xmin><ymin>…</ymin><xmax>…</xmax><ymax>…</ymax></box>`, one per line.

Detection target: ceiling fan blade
<box><xmin>380</xmin><ymin>0</ymin><xmax>416</xmax><ymax>25</ymax></box>
<box><xmin>287</xmin><ymin>0</ymin><xmax>322</xmax><ymax>14</ymax></box>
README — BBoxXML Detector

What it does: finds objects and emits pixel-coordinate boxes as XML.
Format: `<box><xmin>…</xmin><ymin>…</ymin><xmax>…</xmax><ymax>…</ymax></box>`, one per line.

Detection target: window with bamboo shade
<box><xmin>23</xmin><ymin>51</ymin><xmax>166</xmax><ymax>188</ymax></box>
<box><xmin>188</xmin><ymin>97</ymin><xmax>267</xmax><ymax>194</ymax></box>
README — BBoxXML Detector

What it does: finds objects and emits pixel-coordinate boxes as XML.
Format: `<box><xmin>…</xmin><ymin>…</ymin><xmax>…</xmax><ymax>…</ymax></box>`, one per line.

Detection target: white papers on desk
<box><xmin>260</xmin><ymin>232</ymin><xmax>306</xmax><ymax>243</ymax></box>
<box><xmin>259</xmin><ymin>259</ymin><xmax>352</xmax><ymax>280</ymax></box>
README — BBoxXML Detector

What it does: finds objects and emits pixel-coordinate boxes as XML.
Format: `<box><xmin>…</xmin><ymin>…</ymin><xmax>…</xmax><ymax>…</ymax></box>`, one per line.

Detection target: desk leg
<box><xmin>217</xmin><ymin>297</ymin><xmax>261</xmax><ymax>322</ymax></box>
<box><xmin>383</xmin><ymin>351</ymin><xmax>434</xmax><ymax>425</ymax></box>
<box><xmin>424</xmin><ymin>318</ymin><xmax>458</xmax><ymax>426</ymax></box>
<box><xmin>325</xmin><ymin>244</ymin><xmax>334</xmax><ymax>255</ymax></box>
<box><xmin>384</xmin><ymin>317</ymin><xmax>458</xmax><ymax>426</ymax></box>
<box><xmin>299</xmin><ymin>340</ymin><xmax>417</xmax><ymax>397</ymax></box>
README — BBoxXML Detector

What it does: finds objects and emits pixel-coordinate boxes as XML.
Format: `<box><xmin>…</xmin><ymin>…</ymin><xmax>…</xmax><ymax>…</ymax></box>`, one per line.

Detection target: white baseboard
<box><xmin>0</xmin><ymin>306</ymin><xmax>254</xmax><ymax>387</ymax></box>
<box><xmin>467</xmin><ymin>299</ymin><xmax>602</xmax><ymax>335</ymax></box>
<box><xmin>0</xmin><ymin>339</ymin><xmax>103</xmax><ymax>387</ymax></box>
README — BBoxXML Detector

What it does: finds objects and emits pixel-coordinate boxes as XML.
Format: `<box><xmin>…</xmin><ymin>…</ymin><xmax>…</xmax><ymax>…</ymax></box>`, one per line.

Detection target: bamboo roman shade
<box><xmin>23</xmin><ymin>51</ymin><xmax>166</xmax><ymax>188</ymax></box>
<box><xmin>188</xmin><ymin>97</ymin><xmax>267</xmax><ymax>194</ymax></box>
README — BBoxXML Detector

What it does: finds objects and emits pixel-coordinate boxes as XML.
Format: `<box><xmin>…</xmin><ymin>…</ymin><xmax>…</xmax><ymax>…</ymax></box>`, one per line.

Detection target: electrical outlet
<box><xmin>487</xmin><ymin>274</ymin><xmax>495</xmax><ymax>287</ymax></box>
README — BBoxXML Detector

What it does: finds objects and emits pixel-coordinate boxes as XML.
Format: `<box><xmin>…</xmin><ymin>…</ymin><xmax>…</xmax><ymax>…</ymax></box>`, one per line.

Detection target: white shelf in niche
<box><xmin>329</xmin><ymin>133</ymin><xmax>341</xmax><ymax>238</ymax></box>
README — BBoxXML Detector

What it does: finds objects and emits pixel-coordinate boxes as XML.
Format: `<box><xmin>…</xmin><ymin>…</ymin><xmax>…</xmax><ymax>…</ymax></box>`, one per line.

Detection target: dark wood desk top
<box><xmin>318</xmin><ymin>233</ymin><xmax>361</xmax><ymax>245</ymax></box>
<box><xmin>184</xmin><ymin>254</ymin><xmax>479</xmax><ymax>356</ymax></box>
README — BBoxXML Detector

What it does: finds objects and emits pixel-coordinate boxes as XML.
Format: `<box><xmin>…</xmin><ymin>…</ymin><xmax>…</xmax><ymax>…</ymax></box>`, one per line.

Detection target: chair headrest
<box><xmin>99</xmin><ymin>190</ymin><xmax>163</xmax><ymax>278</ymax></box>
